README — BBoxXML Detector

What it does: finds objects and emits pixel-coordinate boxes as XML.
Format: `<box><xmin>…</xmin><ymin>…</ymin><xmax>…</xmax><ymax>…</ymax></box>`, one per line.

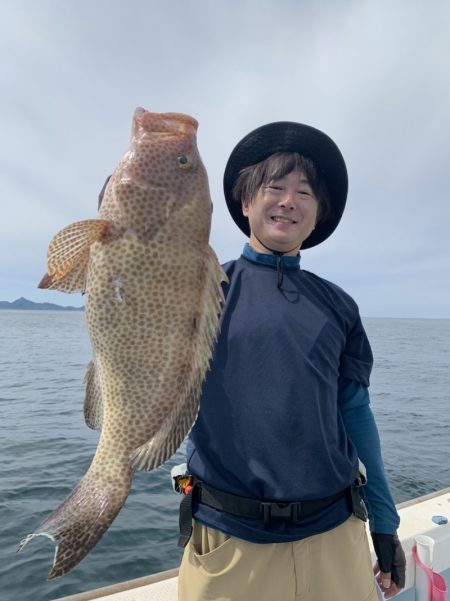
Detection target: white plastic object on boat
<box><xmin>414</xmin><ymin>535</ymin><xmax>448</xmax><ymax>601</ymax></box>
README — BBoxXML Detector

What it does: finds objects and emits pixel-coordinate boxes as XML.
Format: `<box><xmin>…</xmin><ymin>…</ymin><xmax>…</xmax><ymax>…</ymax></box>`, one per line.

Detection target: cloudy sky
<box><xmin>1</xmin><ymin>0</ymin><xmax>449</xmax><ymax>318</ymax></box>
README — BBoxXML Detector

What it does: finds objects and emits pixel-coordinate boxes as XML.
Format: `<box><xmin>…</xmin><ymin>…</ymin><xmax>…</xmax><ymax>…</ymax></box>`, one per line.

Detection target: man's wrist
<box><xmin>371</xmin><ymin>532</ymin><xmax>406</xmax><ymax>588</ymax></box>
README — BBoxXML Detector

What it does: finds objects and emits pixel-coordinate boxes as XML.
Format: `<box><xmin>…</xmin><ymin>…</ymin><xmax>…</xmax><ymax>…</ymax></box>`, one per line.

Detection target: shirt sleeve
<box><xmin>339</xmin><ymin>313</ymin><xmax>373</xmax><ymax>387</ymax></box>
<box><xmin>338</xmin><ymin>378</ymin><xmax>400</xmax><ymax>534</ymax></box>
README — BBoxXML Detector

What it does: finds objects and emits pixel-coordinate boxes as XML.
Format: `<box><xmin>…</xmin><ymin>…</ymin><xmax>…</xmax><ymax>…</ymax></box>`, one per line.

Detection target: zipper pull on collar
<box><xmin>252</xmin><ymin>235</ymin><xmax>298</xmax><ymax>289</ymax></box>
<box><xmin>274</xmin><ymin>252</ymin><xmax>284</xmax><ymax>288</ymax></box>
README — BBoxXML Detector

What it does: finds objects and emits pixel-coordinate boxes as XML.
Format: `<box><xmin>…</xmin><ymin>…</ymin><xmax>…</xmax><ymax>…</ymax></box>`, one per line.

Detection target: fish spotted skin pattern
<box><xmin>18</xmin><ymin>108</ymin><xmax>226</xmax><ymax>579</ymax></box>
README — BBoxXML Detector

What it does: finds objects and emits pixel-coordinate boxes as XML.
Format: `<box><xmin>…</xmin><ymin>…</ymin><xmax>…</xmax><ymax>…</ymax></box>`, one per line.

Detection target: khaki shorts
<box><xmin>178</xmin><ymin>515</ymin><xmax>377</xmax><ymax>601</ymax></box>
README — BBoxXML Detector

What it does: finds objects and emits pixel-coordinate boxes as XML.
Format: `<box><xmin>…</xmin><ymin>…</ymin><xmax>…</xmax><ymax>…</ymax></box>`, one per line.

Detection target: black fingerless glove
<box><xmin>371</xmin><ymin>532</ymin><xmax>406</xmax><ymax>588</ymax></box>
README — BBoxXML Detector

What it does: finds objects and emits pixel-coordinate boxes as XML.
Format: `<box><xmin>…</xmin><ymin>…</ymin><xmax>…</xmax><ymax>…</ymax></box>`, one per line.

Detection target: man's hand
<box><xmin>371</xmin><ymin>533</ymin><xmax>406</xmax><ymax>598</ymax></box>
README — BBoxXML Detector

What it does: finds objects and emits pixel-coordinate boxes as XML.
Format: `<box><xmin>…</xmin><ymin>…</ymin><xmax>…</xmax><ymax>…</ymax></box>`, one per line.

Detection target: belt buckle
<box><xmin>260</xmin><ymin>502</ymin><xmax>301</xmax><ymax>523</ymax></box>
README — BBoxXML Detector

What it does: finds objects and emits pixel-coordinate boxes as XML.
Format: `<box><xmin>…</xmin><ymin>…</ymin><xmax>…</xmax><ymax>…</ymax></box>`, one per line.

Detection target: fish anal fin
<box><xmin>83</xmin><ymin>360</ymin><xmax>103</xmax><ymax>431</ymax></box>
<box><xmin>38</xmin><ymin>219</ymin><xmax>112</xmax><ymax>293</ymax></box>
<box><xmin>130</xmin><ymin>246</ymin><xmax>227</xmax><ymax>471</ymax></box>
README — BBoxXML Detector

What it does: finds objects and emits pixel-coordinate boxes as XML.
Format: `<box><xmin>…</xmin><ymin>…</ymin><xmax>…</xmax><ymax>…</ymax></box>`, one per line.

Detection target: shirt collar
<box><xmin>242</xmin><ymin>243</ymin><xmax>301</xmax><ymax>271</ymax></box>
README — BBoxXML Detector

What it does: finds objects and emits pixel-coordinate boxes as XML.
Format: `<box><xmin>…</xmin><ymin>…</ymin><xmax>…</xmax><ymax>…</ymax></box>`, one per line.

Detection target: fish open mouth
<box><xmin>133</xmin><ymin>108</ymin><xmax>198</xmax><ymax>136</ymax></box>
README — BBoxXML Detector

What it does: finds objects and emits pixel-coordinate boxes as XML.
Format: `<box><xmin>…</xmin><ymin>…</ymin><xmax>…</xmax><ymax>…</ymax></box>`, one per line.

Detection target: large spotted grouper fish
<box><xmin>18</xmin><ymin>108</ymin><xmax>227</xmax><ymax>579</ymax></box>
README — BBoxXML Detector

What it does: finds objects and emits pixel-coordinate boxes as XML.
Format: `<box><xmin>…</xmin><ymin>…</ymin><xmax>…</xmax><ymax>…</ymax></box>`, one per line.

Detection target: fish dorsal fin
<box><xmin>130</xmin><ymin>245</ymin><xmax>228</xmax><ymax>471</ymax></box>
<box><xmin>83</xmin><ymin>360</ymin><xmax>103</xmax><ymax>431</ymax></box>
<box><xmin>38</xmin><ymin>220</ymin><xmax>111</xmax><ymax>293</ymax></box>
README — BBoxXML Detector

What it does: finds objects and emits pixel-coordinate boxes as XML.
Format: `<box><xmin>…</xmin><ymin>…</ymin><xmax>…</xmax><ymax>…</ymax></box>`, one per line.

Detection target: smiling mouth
<box><xmin>271</xmin><ymin>216</ymin><xmax>297</xmax><ymax>224</ymax></box>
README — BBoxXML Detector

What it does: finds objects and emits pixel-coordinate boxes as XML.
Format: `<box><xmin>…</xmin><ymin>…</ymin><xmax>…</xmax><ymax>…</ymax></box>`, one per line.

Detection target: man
<box><xmin>177</xmin><ymin>122</ymin><xmax>406</xmax><ymax>601</ymax></box>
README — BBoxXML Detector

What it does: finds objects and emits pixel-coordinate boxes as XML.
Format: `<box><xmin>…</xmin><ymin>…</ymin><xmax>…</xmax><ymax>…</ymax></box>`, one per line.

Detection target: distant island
<box><xmin>0</xmin><ymin>297</ymin><xmax>84</xmax><ymax>311</ymax></box>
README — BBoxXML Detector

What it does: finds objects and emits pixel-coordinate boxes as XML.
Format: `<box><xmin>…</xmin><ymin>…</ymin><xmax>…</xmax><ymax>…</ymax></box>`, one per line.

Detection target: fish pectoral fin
<box><xmin>38</xmin><ymin>219</ymin><xmax>112</xmax><ymax>293</ymax></box>
<box><xmin>83</xmin><ymin>360</ymin><xmax>103</xmax><ymax>431</ymax></box>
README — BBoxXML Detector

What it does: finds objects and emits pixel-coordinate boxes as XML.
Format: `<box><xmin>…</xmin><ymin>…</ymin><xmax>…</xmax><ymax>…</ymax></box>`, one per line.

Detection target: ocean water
<box><xmin>0</xmin><ymin>311</ymin><xmax>449</xmax><ymax>601</ymax></box>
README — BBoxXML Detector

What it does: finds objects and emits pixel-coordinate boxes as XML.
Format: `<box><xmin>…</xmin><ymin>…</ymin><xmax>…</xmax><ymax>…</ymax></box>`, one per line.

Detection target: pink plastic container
<box><xmin>413</xmin><ymin>546</ymin><xmax>448</xmax><ymax>601</ymax></box>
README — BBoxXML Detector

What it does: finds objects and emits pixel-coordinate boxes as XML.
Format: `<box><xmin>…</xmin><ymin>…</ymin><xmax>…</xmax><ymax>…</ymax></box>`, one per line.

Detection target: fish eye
<box><xmin>178</xmin><ymin>154</ymin><xmax>192</xmax><ymax>170</ymax></box>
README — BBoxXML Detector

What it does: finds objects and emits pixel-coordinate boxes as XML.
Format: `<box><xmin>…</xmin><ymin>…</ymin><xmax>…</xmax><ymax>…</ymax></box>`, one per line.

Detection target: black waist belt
<box><xmin>178</xmin><ymin>481</ymin><xmax>349</xmax><ymax>548</ymax></box>
<box><xmin>199</xmin><ymin>482</ymin><xmax>347</xmax><ymax>522</ymax></box>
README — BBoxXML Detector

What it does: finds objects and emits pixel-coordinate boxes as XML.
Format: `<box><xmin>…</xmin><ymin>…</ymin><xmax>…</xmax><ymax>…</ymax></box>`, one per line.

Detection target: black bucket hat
<box><xmin>223</xmin><ymin>121</ymin><xmax>348</xmax><ymax>249</ymax></box>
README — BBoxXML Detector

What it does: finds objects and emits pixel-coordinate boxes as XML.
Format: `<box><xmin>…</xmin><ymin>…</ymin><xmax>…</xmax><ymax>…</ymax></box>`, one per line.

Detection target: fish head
<box><xmin>128</xmin><ymin>108</ymin><xmax>207</xmax><ymax>195</ymax></box>
<box><xmin>99</xmin><ymin>108</ymin><xmax>212</xmax><ymax>239</ymax></box>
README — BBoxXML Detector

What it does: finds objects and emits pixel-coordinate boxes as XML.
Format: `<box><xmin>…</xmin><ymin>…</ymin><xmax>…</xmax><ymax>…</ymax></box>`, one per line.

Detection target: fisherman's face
<box><xmin>242</xmin><ymin>169</ymin><xmax>319</xmax><ymax>255</ymax></box>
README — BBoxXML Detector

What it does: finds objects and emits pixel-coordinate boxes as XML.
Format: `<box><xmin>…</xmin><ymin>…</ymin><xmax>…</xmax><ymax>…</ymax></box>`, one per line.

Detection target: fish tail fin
<box><xmin>18</xmin><ymin>469</ymin><xmax>131</xmax><ymax>579</ymax></box>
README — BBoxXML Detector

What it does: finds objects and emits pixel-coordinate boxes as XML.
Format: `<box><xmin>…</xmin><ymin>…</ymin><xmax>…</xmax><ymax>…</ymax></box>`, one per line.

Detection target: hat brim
<box><xmin>223</xmin><ymin>121</ymin><xmax>348</xmax><ymax>249</ymax></box>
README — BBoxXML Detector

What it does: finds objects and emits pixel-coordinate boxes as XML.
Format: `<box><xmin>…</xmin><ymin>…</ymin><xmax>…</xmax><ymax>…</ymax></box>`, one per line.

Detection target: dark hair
<box><xmin>232</xmin><ymin>152</ymin><xmax>330</xmax><ymax>222</ymax></box>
